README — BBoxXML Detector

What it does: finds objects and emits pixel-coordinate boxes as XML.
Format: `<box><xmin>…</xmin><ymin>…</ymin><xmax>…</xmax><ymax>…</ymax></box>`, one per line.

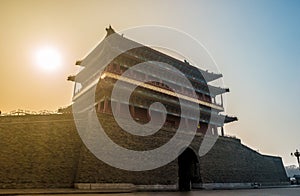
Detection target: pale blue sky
<box><xmin>187</xmin><ymin>0</ymin><xmax>300</xmax><ymax>166</ymax></box>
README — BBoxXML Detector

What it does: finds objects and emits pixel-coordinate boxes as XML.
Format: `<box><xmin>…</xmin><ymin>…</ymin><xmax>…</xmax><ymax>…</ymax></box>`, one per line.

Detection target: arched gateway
<box><xmin>178</xmin><ymin>148</ymin><xmax>201</xmax><ymax>191</ymax></box>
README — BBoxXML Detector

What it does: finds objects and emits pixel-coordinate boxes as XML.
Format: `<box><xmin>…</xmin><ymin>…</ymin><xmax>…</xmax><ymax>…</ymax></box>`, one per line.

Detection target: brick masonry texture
<box><xmin>0</xmin><ymin>114</ymin><xmax>287</xmax><ymax>188</ymax></box>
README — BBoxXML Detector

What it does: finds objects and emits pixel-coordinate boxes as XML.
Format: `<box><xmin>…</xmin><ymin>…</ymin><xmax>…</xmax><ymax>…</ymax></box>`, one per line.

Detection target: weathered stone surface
<box><xmin>0</xmin><ymin>114</ymin><xmax>81</xmax><ymax>188</ymax></box>
<box><xmin>0</xmin><ymin>114</ymin><xmax>288</xmax><ymax>189</ymax></box>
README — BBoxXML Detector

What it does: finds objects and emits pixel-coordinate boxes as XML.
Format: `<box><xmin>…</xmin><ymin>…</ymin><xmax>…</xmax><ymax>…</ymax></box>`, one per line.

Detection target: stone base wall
<box><xmin>0</xmin><ymin>114</ymin><xmax>81</xmax><ymax>188</ymax></box>
<box><xmin>199</xmin><ymin>136</ymin><xmax>288</xmax><ymax>184</ymax></box>
<box><xmin>0</xmin><ymin>114</ymin><xmax>288</xmax><ymax>189</ymax></box>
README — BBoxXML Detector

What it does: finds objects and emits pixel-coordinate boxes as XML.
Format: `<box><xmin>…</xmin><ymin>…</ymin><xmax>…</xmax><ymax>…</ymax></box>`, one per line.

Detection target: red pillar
<box><xmin>97</xmin><ymin>102</ymin><xmax>101</xmax><ymax>112</ymax></box>
<box><xmin>130</xmin><ymin>105</ymin><xmax>135</xmax><ymax>118</ymax></box>
<box><xmin>103</xmin><ymin>98</ymin><xmax>108</xmax><ymax>113</ymax></box>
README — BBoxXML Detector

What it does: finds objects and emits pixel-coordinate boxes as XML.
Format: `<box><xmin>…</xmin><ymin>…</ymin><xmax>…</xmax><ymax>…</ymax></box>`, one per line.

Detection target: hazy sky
<box><xmin>0</xmin><ymin>0</ymin><xmax>299</xmax><ymax>166</ymax></box>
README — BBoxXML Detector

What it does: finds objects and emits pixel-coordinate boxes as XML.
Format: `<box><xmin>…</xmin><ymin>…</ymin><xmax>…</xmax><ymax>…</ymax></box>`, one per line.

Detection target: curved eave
<box><xmin>132</xmin><ymin>88</ymin><xmax>223</xmax><ymax>114</ymax></box>
<box><xmin>75</xmin><ymin>60</ymin><xmax>83</xmax><ymax>66</ymax></box>
<box><xmin>70</xmin><ymin>72</ymin><xmax>229</xmax><ymax>100</ymax></box>
<box><xmin>201</xmin><ymin>72</ymin><xmax>223</xmax><ymax>82</ymax></box>
<box><xmin>209</xmin><ymin>86</ymin><xmax>230</xmax><ymax>96</ymax></box>
<box><xmin>67</xmin><ymin>75</ymin><xmax>76</xmax><ymax>82</ymax></box>
<box><xmin>119</xmin><ymin>51</ymin><xmax>222</xmax><ymax>87</ymax></box>
<box><xmin>140</xmin><ymin>47</ymin><xmax>223</xmax><ymax>83</ymax></box>
<box><xmin>224</xmin><ymin>115</ymin><xmax>238</xmax><ymax>124</ymax></box>
<box><xmin>75</xmin><ymin>28</ymin><xmax>223</xmax><ymax>84</ymax></box>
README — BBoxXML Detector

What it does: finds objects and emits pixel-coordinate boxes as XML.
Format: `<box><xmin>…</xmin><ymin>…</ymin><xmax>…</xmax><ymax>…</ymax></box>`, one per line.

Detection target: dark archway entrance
<box><xmin>178</xmin><ymin>148</ymin><xmax>201</xmax><ymax>191</ymax></box>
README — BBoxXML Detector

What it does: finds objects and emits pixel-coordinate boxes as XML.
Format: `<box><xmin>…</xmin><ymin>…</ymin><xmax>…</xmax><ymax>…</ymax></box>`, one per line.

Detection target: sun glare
<box><xmin>35</xmin><ymin>47</ymin><xmax>62</xmax><ymax>72</ymax></box>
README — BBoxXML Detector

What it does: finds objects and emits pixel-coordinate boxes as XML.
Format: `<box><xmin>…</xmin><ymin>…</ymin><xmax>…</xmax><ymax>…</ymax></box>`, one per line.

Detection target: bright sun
<box><xmin>35</xmin><ymin>47</ymin><xmax>62</xmax><ymax>72</ymax></box>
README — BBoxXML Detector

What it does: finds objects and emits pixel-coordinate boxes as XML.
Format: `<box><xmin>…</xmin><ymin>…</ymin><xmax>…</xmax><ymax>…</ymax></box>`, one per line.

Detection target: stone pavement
<box><xmin>0</xmin><ymin>185</ymin><xmax>300</xmax><ymax>195</ymax></box>
<box><xmin>0</xmin><ymin>188</ymin><xmax>133</xmax><ymax>195</ymax></box>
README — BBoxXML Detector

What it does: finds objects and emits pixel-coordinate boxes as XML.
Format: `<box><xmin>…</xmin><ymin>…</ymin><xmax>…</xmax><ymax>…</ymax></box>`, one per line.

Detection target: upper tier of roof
<box><xmin>75</xmin><ymin>26</ymin><xmax>223</xmax><ymax>83</ymax></box>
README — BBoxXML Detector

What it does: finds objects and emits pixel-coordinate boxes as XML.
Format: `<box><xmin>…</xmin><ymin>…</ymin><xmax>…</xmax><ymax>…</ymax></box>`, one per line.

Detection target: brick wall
<box><xmin>0</xmin><ymin>114</ymin><xmax>288</xmax><ymax>188</ymax></box>
<box><xmin>0</xmin><ymin>114</ymin><xmax>81</xmax><ymax>188</ymax></box>
<box><xmin>198</xmin><ymin>137</ymin><xmax>288</xmax><ymax>184</ymax></box>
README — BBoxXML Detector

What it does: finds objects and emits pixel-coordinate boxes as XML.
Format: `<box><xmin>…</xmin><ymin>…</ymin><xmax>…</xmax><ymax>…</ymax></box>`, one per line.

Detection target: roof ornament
<box><xmin>67</xmin><ymin>75</ymin><xmax>76</xmax><ymax>82</ymax></box>
<box><xmin>184</xmin><ymin>60</ymin><xmax>190</xmax><ymax>65</ymax></box>
<box><xmin>105</xmin><ymin>25</ymin><xmax>116</xmax><ymax>37</ymax></box>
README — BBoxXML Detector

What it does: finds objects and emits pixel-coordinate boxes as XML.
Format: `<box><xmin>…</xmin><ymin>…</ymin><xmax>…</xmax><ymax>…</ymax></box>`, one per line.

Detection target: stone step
<box><xmin>74</xmin><ymin>183</ymin><xmax>136</xmax><ymax>192</ymax></box>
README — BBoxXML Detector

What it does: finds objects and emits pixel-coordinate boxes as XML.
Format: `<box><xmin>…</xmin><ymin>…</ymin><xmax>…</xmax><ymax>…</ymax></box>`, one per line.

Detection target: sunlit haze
<box><xmin>34</xmin><ymin>46</ymin><xmax>62</xmax><ymax>72</ymax></box>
